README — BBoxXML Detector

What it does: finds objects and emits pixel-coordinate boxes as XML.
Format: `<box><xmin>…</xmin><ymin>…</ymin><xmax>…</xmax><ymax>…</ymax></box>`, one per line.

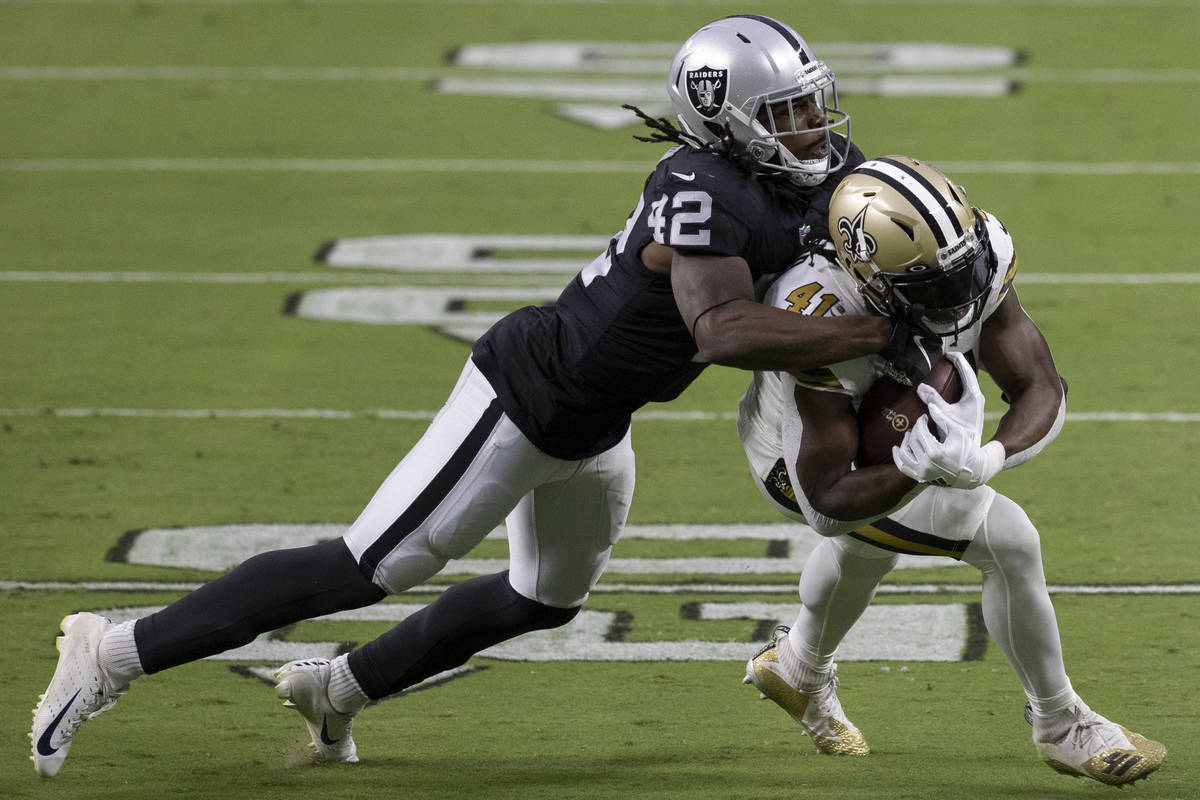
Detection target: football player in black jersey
<box><xmin>32</xmin><ymin>15</ymin><xmax>924</xmax><ymax>774</ymax></box>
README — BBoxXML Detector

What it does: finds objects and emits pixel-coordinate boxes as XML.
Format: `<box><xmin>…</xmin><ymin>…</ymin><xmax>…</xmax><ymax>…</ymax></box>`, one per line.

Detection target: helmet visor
<box><xmin>888</xmin><ymin>221</ymin><xmax>995</xmax><ymax>336</ymax></box>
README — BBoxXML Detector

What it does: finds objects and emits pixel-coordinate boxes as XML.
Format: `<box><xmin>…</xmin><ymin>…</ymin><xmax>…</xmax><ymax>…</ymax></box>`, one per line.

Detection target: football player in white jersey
<box><xmin>737</xmin><ymin>156</ymin><xmax>1165</xmax><ymax>785</ymax></box>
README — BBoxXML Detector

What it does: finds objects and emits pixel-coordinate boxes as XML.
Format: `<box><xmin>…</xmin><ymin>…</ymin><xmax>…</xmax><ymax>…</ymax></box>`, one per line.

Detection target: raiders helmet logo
<box><xmin>686</xmin><ymin>66</ymin><xmax>728</xmax><ymax>118</ymax></box>
<box><xmin>837</xmin><ymin>207</ymin><xmax>877</xmax><ymax>264</ymax></box>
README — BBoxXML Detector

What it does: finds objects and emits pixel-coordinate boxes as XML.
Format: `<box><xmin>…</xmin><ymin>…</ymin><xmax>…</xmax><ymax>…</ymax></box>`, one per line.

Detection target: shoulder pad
<box><xmin>655</xmin><ymin>148</ymin><xmax>761</xmax><ymax>195</ymax></box>
<box><xmin>765</xmin><ymin>256</ymin><xmax>868</xmax><ymax>317</ymax></box>
<box><xmin>766</xmin><ymin>258</ymin><xmax>872</xmax><ymax>396</ymax></box>
<box><xmin>980</xmin><ymin>211</ymin><xmax>1017</xmax><ymax>300</ymax></box>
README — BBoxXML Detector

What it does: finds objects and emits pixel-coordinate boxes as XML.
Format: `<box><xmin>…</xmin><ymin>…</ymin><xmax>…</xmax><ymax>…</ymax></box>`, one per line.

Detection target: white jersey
<box><xmin>737</xmin><ymin>211</ymin><xmax>1016</xmax><ymax>550</ymax></box>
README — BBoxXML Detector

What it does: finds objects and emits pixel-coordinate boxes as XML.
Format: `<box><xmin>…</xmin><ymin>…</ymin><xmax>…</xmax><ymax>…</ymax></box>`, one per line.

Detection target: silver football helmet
<box><xmin>667</xmin><ymin>14</ymin><xmax>850</xmax><ymax>187</ymax></box>
<box><xmin>828</xmin><ymin>155</ymin><xmax>997</xmax><ymax>340</ymax></box>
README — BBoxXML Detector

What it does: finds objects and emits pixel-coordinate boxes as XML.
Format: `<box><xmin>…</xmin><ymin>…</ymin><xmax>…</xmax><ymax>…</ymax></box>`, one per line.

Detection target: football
<box><xmin>855</xmin><ymin>356</ymin><xmax>963</xmax><ymax>467</ymax></box>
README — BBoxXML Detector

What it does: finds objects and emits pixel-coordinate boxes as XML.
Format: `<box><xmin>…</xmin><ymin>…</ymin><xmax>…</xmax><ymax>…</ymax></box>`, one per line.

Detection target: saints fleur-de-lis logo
<box><xmin>837</xmin><ymin>206</ymin><xmax>876</xmax><ymax>264</ymax></box>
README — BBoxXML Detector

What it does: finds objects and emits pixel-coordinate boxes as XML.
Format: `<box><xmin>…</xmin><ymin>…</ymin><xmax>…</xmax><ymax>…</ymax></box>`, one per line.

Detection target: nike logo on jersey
<box><xmin>319</xmin><ymin>714</ymin><xmax>341</xmax><ymax>745</ymax></box>
<box><xmin>37</xmin><ymin>689</ymin><xmax>81</xmax><ymax>756</ymax></box>
<box><xmin>671</xmin><ymin>171</ymin><xmax>696</xmax><ymax>181</ymax></box>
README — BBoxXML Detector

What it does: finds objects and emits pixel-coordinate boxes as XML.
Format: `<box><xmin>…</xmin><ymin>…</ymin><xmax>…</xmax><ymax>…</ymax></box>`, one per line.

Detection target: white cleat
<box><xmin>743</xmin><ymin>627</ymin><xmax>869</xmax><ymax>756</ymax></box>
<box><xmin>275</xmin><ymin>659</ymin><xmax>360</xmax><ymax>764</ymax></box>
<box><xmin>30</xmin><ymin>613</ymin><xmax>128</xmax><ymax>777</ymax></box>
<box><xmin>1030</xmin><ymin>703</ymin><xmax>1166</xmax><ymax>785</ymax></box>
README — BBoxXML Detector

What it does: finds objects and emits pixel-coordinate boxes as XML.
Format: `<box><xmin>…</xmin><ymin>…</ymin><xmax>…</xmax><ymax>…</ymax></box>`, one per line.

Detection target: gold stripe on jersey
<box><xmin>762</xmin><ymin>457</ymin><xmax>804</xmax><ymax>516</ymax></box>
<box><xmin>849</xmin><ymin>517</ymin><xmax>971</xmax><ymax>559</ymax></box>
<box><xmin>789</xmin><ymin>367</ymin><xmax>844</xmax><ymax>391</ymax></box>
<box><xmin>1001</xmin><ymin>253</ymin><xmax>1018</xmax><ymax>295</ymax></box>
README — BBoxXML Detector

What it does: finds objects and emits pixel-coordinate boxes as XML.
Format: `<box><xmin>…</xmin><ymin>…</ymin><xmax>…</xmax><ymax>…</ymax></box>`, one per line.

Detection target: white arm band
<box><xmin>1000</xmin><ymin>391</ymin><xmax>1066</xmax><ymax>470</ymax></box>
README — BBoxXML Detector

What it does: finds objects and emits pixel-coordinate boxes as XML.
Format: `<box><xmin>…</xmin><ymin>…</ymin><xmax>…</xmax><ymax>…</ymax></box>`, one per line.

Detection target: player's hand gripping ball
<box><xmin>855</xmin><ymin>356</ymin><xmax>963</xmax><ymax>467</ymax></box>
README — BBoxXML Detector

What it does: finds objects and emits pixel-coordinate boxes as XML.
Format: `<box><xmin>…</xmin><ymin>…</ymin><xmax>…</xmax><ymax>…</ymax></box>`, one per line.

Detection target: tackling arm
<box><xmin>977</xmin><ymin>288</ymin><xmax>1066</xmax><ymax>467</ymax></box>
<box><xmin>667</xmin><ymin>248</ymin><xmax>890</xmax><ymax>371</ymax></box>
<box><xmin>788</xmin><ymin>383</ymin><xmax>922</xmax><ymax>536</ymax></box>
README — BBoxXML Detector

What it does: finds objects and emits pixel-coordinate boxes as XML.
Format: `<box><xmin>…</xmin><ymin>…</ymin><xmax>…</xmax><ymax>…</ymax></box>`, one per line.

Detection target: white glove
<box><xmin>892</xmin><ymin>413</ymin><xmax>1006</xmax><ymax>489</ymax></box>
<box><xmin>915</xmin><ymin>351</ymin><xmax>985</xmax><ymax>441</ymax></box>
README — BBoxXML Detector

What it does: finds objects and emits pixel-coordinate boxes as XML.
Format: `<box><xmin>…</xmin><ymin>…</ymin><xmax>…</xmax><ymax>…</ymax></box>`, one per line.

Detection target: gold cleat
<box><xmin>743</xmin><ymin>628</ymin><xmax>869</xmax><ymax>756</ymax></box>
<box><xmin>1033</xmin><ymin>703</ymin><xmax>1166</xmax><ymax>786</ymax></box>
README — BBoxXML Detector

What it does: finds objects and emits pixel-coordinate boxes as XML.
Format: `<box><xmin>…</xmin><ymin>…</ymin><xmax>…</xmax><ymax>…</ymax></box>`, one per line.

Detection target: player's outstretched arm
<box><xmin>669</xmin><ymin>250</ymin><xmax>890</xmax><ymax>372</ymax></box>
<box><xmin>977</xmin><ymin>288</ymin><xmax>1066</xmax><ymax>463</ymax></box>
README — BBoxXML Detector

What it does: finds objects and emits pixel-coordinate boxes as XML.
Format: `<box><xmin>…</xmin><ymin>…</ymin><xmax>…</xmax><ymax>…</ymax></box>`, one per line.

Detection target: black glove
<box><xmin>881</xmin><ymin>317</ymin><xmax>943</xmax><ymax>385</ymax></box>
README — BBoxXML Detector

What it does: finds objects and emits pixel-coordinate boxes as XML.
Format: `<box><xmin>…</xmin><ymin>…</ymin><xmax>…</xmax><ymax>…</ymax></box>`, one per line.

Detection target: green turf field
<box><xmin>3</xmin><ymin>1</ymin><xmax>1198</xmax><ymax>797</ymax></box>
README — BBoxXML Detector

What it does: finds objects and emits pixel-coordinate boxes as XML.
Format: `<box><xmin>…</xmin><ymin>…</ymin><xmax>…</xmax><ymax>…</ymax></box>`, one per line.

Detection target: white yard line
<box><xmin>0</xmin><ymin>1</ymin><xmax>1194</xmax><ymax>9</ymax></box>
<box><xmin>2</xmin><ymin>407</ymin><xmax>1198</xmax><ymax>423</ymax></box>
<box><xmin>0</xmin><ymin>157</ymin><xmax>654</xmax><ymax>173</ymax></box>
<box><xmin>2</xmin><ymin>270</ymin><xmax>1198</xmax><ymax>285</ymax></box>
<box><xmin>1</xmin><ymin>66</ymin><xmax>1197</xmax><ymax>84</ymax></box>
<box><xmin>3</xmin><ymin>158</ymin><xmax>1200</xmax><ymax>176</ymax></box>
<box><xmin>0</xmin><ymin>271</ymin><xmax>448</xmax><ymax>284</ymax></box>
<box><xmin>2</xmin><ymin>579</ymin><xmax>1198</xmax><ymax>595</ymax></box>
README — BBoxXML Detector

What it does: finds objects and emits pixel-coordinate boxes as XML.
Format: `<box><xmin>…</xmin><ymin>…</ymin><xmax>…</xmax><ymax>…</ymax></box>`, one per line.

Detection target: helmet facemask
<box><xmin>731</xmin><ymin>65</ymin><xmax>851</xmax><ymax>187</ymax></box>
<box><xmin>829</xmin><ymin>155</ymin><xmax>999</xmax><ymax>344</ymax></box>
<box><xmin>862</xmin><ymin>217</ymin><xmax>996</xmax><ymax>341</ymax></box>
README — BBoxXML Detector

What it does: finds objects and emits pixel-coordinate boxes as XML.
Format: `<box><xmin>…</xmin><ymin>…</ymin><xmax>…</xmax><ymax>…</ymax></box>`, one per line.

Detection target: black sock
<box><xmin>135</xmin><ymin>538</ymin><xmax>385</xmax><ymax>673</ymax></box>
<box><xmin>347</xmin><ymin>571</ymin><xmax>578</xmax><ymax>699</ymax></box>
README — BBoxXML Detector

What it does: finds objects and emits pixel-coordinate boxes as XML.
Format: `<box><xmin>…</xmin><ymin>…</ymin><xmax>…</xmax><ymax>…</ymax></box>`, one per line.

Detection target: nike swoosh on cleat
<box><xmin>37</xmin><ymin>689</ymin><xmax>81</xmax><ymax>756</ymax></box>
<box><xmin>319</xmin><ymin>715</ymin><xmax>340</xmax><ymax>745</ymax></box>
<box><xmin>671</xmin><ymin>171</ymin><xmax>696</xmax><ymax>181</ymax></box>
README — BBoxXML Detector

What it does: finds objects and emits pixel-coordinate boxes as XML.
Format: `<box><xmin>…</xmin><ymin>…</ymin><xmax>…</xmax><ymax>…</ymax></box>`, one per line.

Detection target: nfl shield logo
<box><xmin>686</xmin><ymin>66</ymin><xmax>728</xmax><ymax>118</ymax></box>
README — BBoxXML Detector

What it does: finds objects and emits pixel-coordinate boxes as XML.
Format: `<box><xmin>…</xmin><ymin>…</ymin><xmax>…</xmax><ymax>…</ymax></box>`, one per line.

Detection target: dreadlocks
<box><xmin>622</xmin><ymin>104</ymin><xmax>710</xmax><ymax>150</ymax></box>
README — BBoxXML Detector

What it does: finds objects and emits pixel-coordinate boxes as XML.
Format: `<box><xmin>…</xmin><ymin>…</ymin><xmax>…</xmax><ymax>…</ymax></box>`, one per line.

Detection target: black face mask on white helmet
<box><xmin>666</xmin><ymin>14</ymin><xmax>851</xmax><ymax>187</ymax></box>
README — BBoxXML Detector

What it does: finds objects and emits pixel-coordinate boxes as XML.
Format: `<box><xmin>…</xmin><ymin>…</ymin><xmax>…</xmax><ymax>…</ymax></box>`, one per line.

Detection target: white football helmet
<box><xmin>667</xmin><ymin>14</ymin><xmax>851</xmax><ymax>187</ymax></box>
<box><xmin>828</xmin><ymin>156</ymin><xmax>997</xmax><ymax>340</ymax></box>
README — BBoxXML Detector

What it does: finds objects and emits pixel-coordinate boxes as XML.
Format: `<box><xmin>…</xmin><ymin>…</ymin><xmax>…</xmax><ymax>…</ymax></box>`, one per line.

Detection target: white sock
<box><xmin>98</xmin><ymin>620</ymin><xmax>144</xmax><ymax>688</ymax></box>
<box><xmin>1029</xmin><ymin>690</ymin><xmax>1088</xmax><ymax>743</ymax></box>
<box><xmin>1027</xmin><ymin>684</ymin><xmax>1078</xmax><ymax>717</ymax></box>
<box><xmin>327</xmin><ymin>654</ymin><xmax>370</xmax><ymax>715</ymax></box>
<box><xmin>779</xmin><ymin>629</ymin><xmax>834</xmax><ymax>692</ymax></box>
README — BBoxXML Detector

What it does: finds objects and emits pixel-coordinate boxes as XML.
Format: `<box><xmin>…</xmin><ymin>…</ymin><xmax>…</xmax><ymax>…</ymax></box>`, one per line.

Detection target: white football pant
<box><xmin>788</xmin><ymin>492</ymin><xmax>1075</xmax><ymax>712</ymax></box>
<box><xmin>341</xmin><ymin>359</ymin><xmax>636</xmax><ymax>608</ymax></box>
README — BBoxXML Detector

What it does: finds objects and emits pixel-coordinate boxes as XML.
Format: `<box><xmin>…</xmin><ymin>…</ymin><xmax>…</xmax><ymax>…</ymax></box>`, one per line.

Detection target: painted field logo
<box><xmin>686</xmin><ymin>66</ymin><xmax>727</xmax><ymax>117</ymax></box>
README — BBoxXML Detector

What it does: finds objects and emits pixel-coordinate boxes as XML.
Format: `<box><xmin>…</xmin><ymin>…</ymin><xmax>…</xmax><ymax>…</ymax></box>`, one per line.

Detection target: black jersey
<box><xmin>471</xmin><ymin>140</ymin><xmax>865</xmax><ymax>460</ymax></box>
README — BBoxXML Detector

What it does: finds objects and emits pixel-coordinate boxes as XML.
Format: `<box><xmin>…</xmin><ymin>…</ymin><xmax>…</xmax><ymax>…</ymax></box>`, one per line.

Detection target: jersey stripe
<box><xmin>790</xmin><ymin>367</ymin><xmax>845</xmax><ymax>391</ymax></box>
<box><xmin>761</xmin><ymin>457</ymin><xmax>803</xmax><ymax>514</ymax></box>
<box><xmin>1002</xmin><ymin>253</ymin><xmax>1019</xmax><ymax>289</ymax></box>
<box><xmin>358</xmin><ymin>398</ymin><xmax>505</xmax><ymax>578</ymax></box>
<box><xmin>858</xmin><ymin>159</ymin><xmax>962</xmax><ymax>248</ymax></box>
<box><xmin>849</xmin><ymin>517</ymin><xmax>972</xmax><ymax>559</ymax></box>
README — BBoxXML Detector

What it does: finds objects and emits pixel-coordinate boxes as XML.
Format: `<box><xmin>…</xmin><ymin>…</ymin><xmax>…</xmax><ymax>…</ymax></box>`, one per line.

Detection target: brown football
<box><xmin>855</xmin><ymin>356</ymin><xmax>963</xmax><ymax>467</ymax></box>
